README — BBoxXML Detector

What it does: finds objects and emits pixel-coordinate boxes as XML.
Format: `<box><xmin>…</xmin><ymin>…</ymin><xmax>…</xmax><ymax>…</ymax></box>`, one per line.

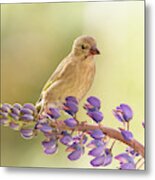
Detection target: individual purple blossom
<box><xmin>87</xmin><ymin>111</ymin><xmax>103</xmax><ymax>123</ymax></box>
<box><xmin>103</xmin><ymin>154</ymin><xmax>113</xmax><ymax>166</ymax></box>
<box><xmin>84</xmin><ymin>96</ymin><xmax>101</xmax><ymax>111</ymax></box>
<box><xmin>11</xmin><ymin>107</ymin><xmax>20</xmax><ymax>116</ymax></box>
<box><xmin>20</xmin><ymin>107</ymin><xmax>33</xmax><ymax>115</ymax></box>
<box><xmin>23</xmin><ymin>103</ymin><xmax>36</xmax><ymax>113</ymax></box>
<box><xmin>65</xmin><ymin>96</ymin><xmax>78</xmax><ymax>105</ymax></box>
<box><xmin>67</xmin><ymin>144</ymin><xmax>84</xmax><ymax>161</ymax></box>
<box><xmin>13</xmin><ymin>103</ymin><xmax>22</xmax><ymax>110</ymax></box>
<box><xmin>119</xmin><ymin>128</ymin><xmax>133</xmax><ymax>141</ymax></box>
<box><xmin>120</xmin><ymin>162</ymin><xmax>136</xmax><ymax>170</ymax></box>
<box><xmin>90</xmin><ymin>148</ymin><xmax>113</xmax><ymax>167</ymax></box>
<box><xmin>10</xmin><ymin>107</ymin><xmax>20</xmax><ymax>120</ymax></box>
<box><xmin>90</xmin><ymin>129</ymin><xmax>105</xmax><ymax>140</ymax></box>
<box><xmin>68</xmin><ymin>149</ymin><xmax>83</xmax><ymax>161</ymax></box>
<box><xmin>44</xmin><ymin>145</ymin><xmax>58</xmax><ymax>154</ymax></box>
<box><xmin>64</xmin><ymin>118</ymin><xmax>78</xmax><ymax>128</ymax></box>
<box><xmin>42</xmin><ymin>138</ymin><xmax>56</xmax><ymax>148</ymax></box>
<box><xmin>60</xmin><ymin>132</ymin><xmax>73</xmax><ymax>146</ymax></box>
<box><xmin>63</xmin><ymin>101</ymin><xmax>78</xmax><ymax>116</ymax></box>
<box><xmin>42</xmin><ymin>138</ymin><xmax>57</xmax><ymax>155</ymax></box>
<box><xmin>20</xmin><ymin>114</ymin><xmax>34</xmax><ymax>121</ymax></box>
<box><xmin>48</xmin><ymin>107</ymin><xmax>60</xmax><ymax>119</ymax></box>
<box><xmin>9</xmin><ymin>121</ymin><xmax>20</xmax><ymax>130</ymax></box>
<box><xmin>115</xmin><ymin>153</ymin><xmax>135</xmax><ymax>170</ymax></box>
<box><xmin>0</xmin><ymin>103</ymin><xmax>11</xmax><ymax>113</ymax></box>
<box><xmin>87</xmin><ymin>139</ymin><xmax>105</xmax><ymax>149</ymax></box>
<box><xmin>88</xmin><ymin>145</ymin><xmax>104</xmax><ymax>157</ymax></box>
<box><xmin>90</xmin><ymin>155</ymin><xmax>105</xmax><ymax>167</ymax></box>
<box><xmin>115</xmin><ymin>153</ymin><xmax>134</xmax><ymax>164</ymax></box>
<box><xmin>20</xmin><ymin>128</ymin><xmax>34</xmax><ymax>139</ymax></box>
<box><xmin>113</xmin><ymin>104</ymin><xmax>133</xmax><ymax>122</ymax></box>
<box><xmin>103</xmin><ymin>148</ymin><xmax>113</xmax><ymax>166</ymax></box>
<box><xmin>37</xmin><ymin>123</ymin><xmax>53</xmax><ymax>133</ymax></box>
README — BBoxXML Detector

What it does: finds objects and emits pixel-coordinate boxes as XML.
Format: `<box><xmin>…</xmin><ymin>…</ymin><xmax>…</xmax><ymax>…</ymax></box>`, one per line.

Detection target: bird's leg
<box><xmin>37</xmin><ymin>104</ymin><xmax>50</xmax><ymax>121</ymax></box>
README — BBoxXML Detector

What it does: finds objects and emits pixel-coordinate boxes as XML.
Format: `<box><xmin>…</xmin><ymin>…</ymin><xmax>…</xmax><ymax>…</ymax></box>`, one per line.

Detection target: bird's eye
<box><xmin>81</xmin><ymin>44</ymin><xmax>86</xmax><ymax>49</ymax></box>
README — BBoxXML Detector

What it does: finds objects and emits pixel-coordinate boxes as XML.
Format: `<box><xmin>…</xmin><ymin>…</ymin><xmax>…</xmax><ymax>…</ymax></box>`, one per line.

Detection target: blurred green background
<box><xmin>1</xmin><ymin>1</ymin><xmax>144</xmax><ymax>169</ymax></box>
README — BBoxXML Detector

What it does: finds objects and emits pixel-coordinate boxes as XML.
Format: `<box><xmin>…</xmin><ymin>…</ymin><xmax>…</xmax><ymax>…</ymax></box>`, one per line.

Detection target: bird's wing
<box><xmin>36</xmin><ymin>56</ymin><xmax>72</xmax><ymax>106</ymax></box>
<box><xmin>43</xmin><ymin>57</ymin><xmax>71</xmax><ymax>91</ymax></box>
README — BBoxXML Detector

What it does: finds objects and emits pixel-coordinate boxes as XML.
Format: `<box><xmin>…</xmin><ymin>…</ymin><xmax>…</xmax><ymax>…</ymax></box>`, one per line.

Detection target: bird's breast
<box><xmin>71</xmin><ymin>57</ymin><xmax>96</xmax><ymax>100</ymax></box>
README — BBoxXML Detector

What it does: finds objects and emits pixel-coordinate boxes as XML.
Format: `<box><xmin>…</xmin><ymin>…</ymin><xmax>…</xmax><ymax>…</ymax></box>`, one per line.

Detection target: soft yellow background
<box><xmin>1</xmin><ymin>1</ymin><xmax>144</xmax><ymax>169</ymax></box>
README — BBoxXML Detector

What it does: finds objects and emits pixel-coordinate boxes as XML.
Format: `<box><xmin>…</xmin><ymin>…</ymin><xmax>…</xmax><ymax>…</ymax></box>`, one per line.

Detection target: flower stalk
<box><xmin>49</xmin><ymin>120</ymin><xmax>144</xmax><ymax>158</ymax></box>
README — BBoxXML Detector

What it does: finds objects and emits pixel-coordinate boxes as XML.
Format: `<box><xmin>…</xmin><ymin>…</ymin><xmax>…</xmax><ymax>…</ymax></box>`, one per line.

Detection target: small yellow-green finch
<box><xmin>36</xmin><ymin>35</ymin><xmax>100</xmax><ymax>115</ymax></box>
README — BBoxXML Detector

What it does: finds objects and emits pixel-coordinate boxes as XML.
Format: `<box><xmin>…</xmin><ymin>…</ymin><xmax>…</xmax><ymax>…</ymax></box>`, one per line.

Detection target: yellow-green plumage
<box><xmin>36</xmin><ymin>35</ymin><xmax>100</xmax><ymax>114</ymax></box>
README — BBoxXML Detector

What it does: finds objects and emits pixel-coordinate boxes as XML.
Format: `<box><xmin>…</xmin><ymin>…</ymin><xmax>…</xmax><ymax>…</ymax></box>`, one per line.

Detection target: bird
<box><xmin>36</xmin><ymin>35</ymin><xmax>100</xmax><ymax>116</ymax></box>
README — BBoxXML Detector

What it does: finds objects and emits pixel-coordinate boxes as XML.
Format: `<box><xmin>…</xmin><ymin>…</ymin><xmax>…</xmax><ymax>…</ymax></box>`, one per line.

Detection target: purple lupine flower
<box><xmin>11</xmin><ymin>107</ymin><xmax>20</xmax><ymax>116</ymax></box>
<box><xmin>23</xmin><ymin>103</ymin><xmax>36</xmax><ymax>113</ymax></box>
<box><xmin>120</xmin><ymin>162</ymin><xmax>136</xmax><ymax>170</ymax></box>
<box><xmin>20</xmin><ymin>128</ymin><xmax>34</xmax><ymax>139</ymax></box>
<box><xmin>64</xmin><ymin>118</ymin><xmax>78</xmax><ymax>128</ymax></box>
<box><xmin>44</xmin><ymin>145</ymin><xmax>58</xmax><ymax>154</ymax></box>
<box><xmin>48</xmin><ymin>107</ymin><xmax>60</xmax><ymax>119</ymax></box>
<box><xmin>0</xmin><ymin>103</ymin><xmax>11</xmax><ymax>113</ymax></box>
<box><xmin>119</xmin><ymin>128</ymin><xmax>133</xmax><ymax>141</ymax></box>
<box><xmin>60</xmin><ymin>133</ymin><xmax>73</xmax><ymax>146</ymax></box>
<box><xmin>87</xmin><ymin>111</ymin><xmax>103</xmax><ymax>123</ymax></box>
<box><xmin>103</xmin><ymin>154</ymin><xmax>112</xmax><ymax>166</ymax></box>
<box><xmin>9</xmin><ymin>121</ymin><xmax>20</xmax><ymax>130</ymax></box>
<box><xmin>103</xmin><ymin>148</ymin><xmax>113</xmax><ymax>166</ymax></box>
<box><xmin>90</xmin><ymin>155</ymin><xmax>105</xmax><ymax>167</ymax></box>
<box><xmin>68</xmin><ymin>149</ymin><xmax>83</xmax><ymax>161</ymax></box>
<box><xmin>65</xmin><ymin>96</ymin><xmax>78</xmax><ymax>105</ymax></box>
<box><xmin>20</xmin><ymin>107</ymin><xmax>33</xmax><ymax>115</ymax></box>
<box><xmin>90</xmin><ymin>148</ymin><xmax>113</xmax><ymax>167</ymax></box>
<box><xmin>42</xmin><ymin>138</ymin><xmax>56</xmax><ymax>148</ymax></box>
<box><xmin>37</xmin><ymin>123</ymin><xmax>52</xmax><ymax>133</ymax></box>
<box><xmin>84</xmin><ymin>96</ymin><xmax>101</xmax><ymax>111</ymax></box>
<box><xmin>63</xmin><ymin>101</ymin><xmax>78</xmax><ymax>116</ymax></box>
<box><xmin>42</xmin><ymin>138</ymin><xmax>58</xmax><ymax>155</ymax></box>
<box><xmin>20</xmin><ymin>114</ymin><xmax>34</xmax><ymax>121</ymax></box>
<box><xmin>90</xmin><ymin>129</ymin><xmax>105</xmax><ymax>140</ymax></box>
<box><xmin>87</xmin><ymin>139</ymin><xmax>105</xmax><ymax>149</ymax></box>
<box><xmin>113</xmin><ymin>104</ymin><xmax>133</xmax><ymax>122</ymax></box>
<box><xmin>115</xmin><ymin>153</ymin><xmax>135</xmax><ymax>170</ymax></box>
<box><xmin>67</xmin><ymin>144</ymin><xmax>84</xmax><ymax>161</ymax></box>
<box><xmin>115</xmin><ymin>153</ymin><xmax>134</xmax><ymax>164</ymax></box>
<box><xmin>88</xmin><ymin>145</ymin><xmax>104</xmax><ymax>157</ymax></box>
<box><xmin>1</xmin><ymin>103</ymin><xmax>12</xmax><ymax>110</ymax></box>
<box><xmin>13</xmin><ymin>103</ymin><xmax>22</xmax><ymax>110</ymax></box>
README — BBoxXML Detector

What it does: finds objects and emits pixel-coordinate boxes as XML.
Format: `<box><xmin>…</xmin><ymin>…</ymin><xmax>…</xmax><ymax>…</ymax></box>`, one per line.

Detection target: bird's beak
<box><xmin>90</xmin><ymin>46</ymin><xmax>100</xmax><ymax>55</ymax></box>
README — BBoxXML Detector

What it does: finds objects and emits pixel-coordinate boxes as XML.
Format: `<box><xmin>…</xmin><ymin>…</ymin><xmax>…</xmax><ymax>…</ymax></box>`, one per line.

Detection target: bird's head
<box><xmin>71</xmin><ymin>35</ymin><xmax>100</xmax><ymax>59</ymax></box>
